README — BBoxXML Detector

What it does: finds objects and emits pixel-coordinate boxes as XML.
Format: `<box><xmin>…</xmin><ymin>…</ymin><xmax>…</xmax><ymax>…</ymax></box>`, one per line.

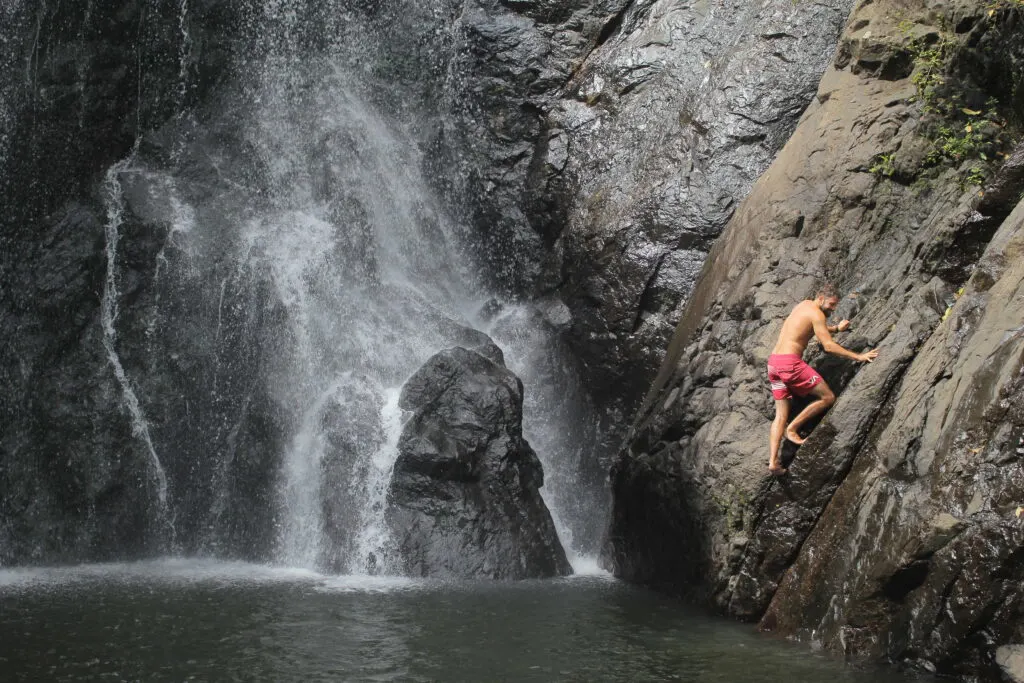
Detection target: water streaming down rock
<box><xmin>0</xmin><ymin>1</ymin><xmax>29</xmax><ymax>178</ymax></box>
<box><xmin>346</xmin><ymin>388</ymin><xmax>404</xmax><ymax>575</ymax></box>
<box><xmin>0</xmin><ymin>0</ymin><xmax>608</xmax><ymax>574</ymax></box>
<box><xmin>485</xmin><ymin>304</ymin><xmax>609</xmax><ymax>562</ymax></box>
<box><xmin>133</xmin><ymin>61</ymin><xmax>490</xmax><ymax>569</ymax></box>
<box><xmin>101</xmin><ymin>156</ymin><xmax>173</xmax><ymax>549</ymax></box>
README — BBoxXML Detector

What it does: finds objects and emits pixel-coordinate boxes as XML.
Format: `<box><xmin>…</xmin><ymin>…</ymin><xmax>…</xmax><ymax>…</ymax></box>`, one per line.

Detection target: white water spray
<box><xmin>485</xmin><ymin>304</ymin><xmax>609</xmax><ymax>568</ymax></box>
<box><xmin>80</xmin><ymin>25</ymin><xmax>606</xmax><ymax>573</ymax></box>
<box><xmin>276</xmin><ymin>383</ymin><xmax>340</xmax><ymax>567</ymax></box>
<box><xmin>347</xmin><ymin>388</ymin><xmax>404</xmax><ymax>575</ymax></box>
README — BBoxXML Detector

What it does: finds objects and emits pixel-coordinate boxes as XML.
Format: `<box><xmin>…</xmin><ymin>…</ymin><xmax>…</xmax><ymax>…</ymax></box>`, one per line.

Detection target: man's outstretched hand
<box><xmin>858</xmin><ymin>349</ymin><xmax>879</xmax><ymax>363</ymax></box>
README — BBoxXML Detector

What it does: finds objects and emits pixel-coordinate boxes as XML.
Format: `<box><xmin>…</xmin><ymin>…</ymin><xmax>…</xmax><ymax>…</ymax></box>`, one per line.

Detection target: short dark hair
<box><xmin>816</xmin><ymin>282</ymin><xmax>839</xmax><ymax>299</ymax></box>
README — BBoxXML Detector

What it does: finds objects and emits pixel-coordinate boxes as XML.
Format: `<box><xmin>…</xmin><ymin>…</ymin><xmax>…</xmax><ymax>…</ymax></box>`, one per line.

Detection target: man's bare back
<box><xmin>765</xmin><ymin>288</ymin><xmax>878</xmax><ymax>476</ymax></box>
<box><xmin>774</xmin><ymin>300</ymin><xmax>850</xmax><ymax>357</ymax></box>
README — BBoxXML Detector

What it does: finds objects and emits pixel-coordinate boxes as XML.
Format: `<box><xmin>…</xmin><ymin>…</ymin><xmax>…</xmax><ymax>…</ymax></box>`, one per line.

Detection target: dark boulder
<box><xmin>386</xmin><ymin>346</ymin><xmax>571</xmax><ymax>579</ymax></box>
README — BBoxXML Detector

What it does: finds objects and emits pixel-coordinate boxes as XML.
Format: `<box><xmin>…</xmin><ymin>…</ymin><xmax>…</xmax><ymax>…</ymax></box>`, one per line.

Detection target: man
<box><xmin>766</xmin><ymin>284</ymin><xmax>878</xmax><ymax>475</ymax></box>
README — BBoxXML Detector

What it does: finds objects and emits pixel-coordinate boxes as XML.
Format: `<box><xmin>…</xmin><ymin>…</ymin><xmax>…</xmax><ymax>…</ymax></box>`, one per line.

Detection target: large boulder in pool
<box><xmin>386</xmin><ymin>346</ymin><xmax>572</xmax><ymax>579</ymax></box>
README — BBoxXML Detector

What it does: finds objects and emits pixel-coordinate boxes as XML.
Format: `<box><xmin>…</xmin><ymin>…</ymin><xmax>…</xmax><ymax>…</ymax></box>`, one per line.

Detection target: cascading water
<box><xmin>1</xmin><ymin>0</ymin><xmax>609</xmax><ymax>573</ymax></box>
<box><xmin>101</xmin><ymin>156</ymin><xmax>173</xmax><ymax>546</ymax></box>
<box><xmin>111</xmin><ymin>52</ymin><xmax>497</xmax><ymax>571</ymax></box>
<box><xmin>484</xmin><ymin>306</ymin><xmax>610</xmax><ymax>563</ymax></box>
<box><xmin>0</xmin><ymin>1</ymin><xmax>28</xmax><ymax>175</ymax></box>
<box><xmin>346</xmin><ymin>388</ymin><xmax>404</xmax><ymax>574</ymax></box>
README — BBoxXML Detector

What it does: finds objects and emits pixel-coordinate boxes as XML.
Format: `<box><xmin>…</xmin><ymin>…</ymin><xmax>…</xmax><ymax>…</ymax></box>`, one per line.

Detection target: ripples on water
<box><xmin>0</xmin><ymin>560</ymin><xmax>934</xmax><ymax>683</ymax></box>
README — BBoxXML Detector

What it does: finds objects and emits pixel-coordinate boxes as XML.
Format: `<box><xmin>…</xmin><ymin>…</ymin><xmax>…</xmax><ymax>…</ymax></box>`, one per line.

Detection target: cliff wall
<box><xmin>606</xmin><ymin>1</ymin><xmax>1024</xmax><ymax>678</ymax></box>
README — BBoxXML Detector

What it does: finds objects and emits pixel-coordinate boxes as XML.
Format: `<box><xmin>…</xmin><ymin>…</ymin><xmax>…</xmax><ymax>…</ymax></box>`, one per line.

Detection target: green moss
<box><xmin>713</xmin><ymin>487</ymin><xmax>751</xmax><ymax>533</ymax></box>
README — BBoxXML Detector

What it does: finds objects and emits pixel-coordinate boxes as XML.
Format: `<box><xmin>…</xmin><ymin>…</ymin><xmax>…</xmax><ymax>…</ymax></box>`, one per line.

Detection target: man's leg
<box><xmin>768</xmin><ymin>399</ymin><xmax>790</xmax><ymax>474</ymax></box>
<box><xmin>785</xmin><ymin>381</ymin><xmax>836</xmax><ymax>445</ymax></box>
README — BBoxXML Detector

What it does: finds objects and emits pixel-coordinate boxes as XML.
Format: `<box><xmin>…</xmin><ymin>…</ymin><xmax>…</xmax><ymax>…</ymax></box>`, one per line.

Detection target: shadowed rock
<box><xmin>606</xmin><ymin>0</ymin><xmax>1024</xmax><ymax>678</ymax></box>
<box><xmin>387</xmin><ymin>347</ymin><xmax>572</xmax><ymax>579</ymax></box>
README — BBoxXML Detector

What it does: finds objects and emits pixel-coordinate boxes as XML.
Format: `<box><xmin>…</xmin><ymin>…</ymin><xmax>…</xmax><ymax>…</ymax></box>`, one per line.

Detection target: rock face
<box><xmin>387</xmin><ymin>347</ymin><xmax>572</xmax><ymax>579</ymax></box>
<box><xmin>437</xmin><ymin>0</ymin><xmax>856</xmax><ymax>449</ymax></box>
<box><xmin>538</xmin><ymin>0</ymin><xmax>856</xmax><ymax>434</ymax></box>
<box><xmin>606</xmin><ymin>0</ymin><xmax>1024</xmax><ymax>678</ymax></box>
<box><xmin>0</xmin><ymin>206</ymin><xmax>168</xmax><ymax>563</ymax></box>
<box><xmin>0</xmin><ymin>0</ymin><xmax>859</xmax><ymax>566</ymax></box>
<box><xmin>0</xmin><ymin>1</ymin><xmax>224</xmax><ymax>564</ymax></box>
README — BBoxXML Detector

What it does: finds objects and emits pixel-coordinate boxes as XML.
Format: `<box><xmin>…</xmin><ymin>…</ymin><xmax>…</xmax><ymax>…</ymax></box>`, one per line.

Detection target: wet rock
<box><xmin>427</xmin><ymin>0</ymin><xmax>856</xmax><ymax>502</ymax></box>
<box><xmin>760</xmin><ymin>197</ymin><xmax>1024</xmax><ymax>679</ymax></box>
<box><xmin>0</xmin><ymin>205</ymin><xmax>165</xmax><ymax>565</ymax></box>
<box><xmin>386</xmin><ymin>346</ymin><xmax>571</xmax><ymax>579</ymax></box>
<box><xmin>429</xmin><ymin>0</ymin><xmax>633</xmax><ymax>294</ymax></box>
<box><xmin>607</xmin><ymin>0</ymin><xmax>1024</xmax><ymax>678</ymax></box>
<box><xmin>538</xmin><ymin>0</ymin><xmax>855</xmax><ymax>457</ymax></box>
<box><xmin>0</xmin><ymin>0</ymin><xmax>278</xmax><ymax>566</ymax></box>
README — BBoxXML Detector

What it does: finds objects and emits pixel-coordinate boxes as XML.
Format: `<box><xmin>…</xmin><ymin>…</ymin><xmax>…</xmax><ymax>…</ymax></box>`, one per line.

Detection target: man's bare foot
<box><xmin>768</xmin><ymin>464</ymin><xmax>788</xmax><ymax>476</ymax></box>
<box><xmin>785</xmin><ymin>429</ymin><xmax>805</xmax><ymax>445</ymax></box>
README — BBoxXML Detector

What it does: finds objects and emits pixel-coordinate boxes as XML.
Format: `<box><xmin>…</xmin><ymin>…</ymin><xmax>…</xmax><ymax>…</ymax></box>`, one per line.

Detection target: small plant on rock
<box><xmin>869</xmin><ymin>153</ymin><xmax>897</xmax><ymax>177</ymax></box>
<box><xmin>986</xmin><ymin>0</ymin><xmax>1024</xmax><ymax>11</ymax></box>
<box><xmin>965</xmin><ymin>166</ymin><xmax>986</xmax><ymax>186</ymax></box>
<box><xmin>910</xmin><ymin>44</ymin><xmax>949</xmax><ymax>112</ymax></box>
<box><xmin>901</xmin><ymin>18</ymin><xmax>1015</xmax><ymax>189</ymax></box>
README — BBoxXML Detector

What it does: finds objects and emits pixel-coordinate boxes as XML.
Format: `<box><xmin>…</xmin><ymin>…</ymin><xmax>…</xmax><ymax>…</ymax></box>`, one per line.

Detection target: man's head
<box><xmin>815</xmin><ymin>283</ymin><xmax>839</xmax><ymax>314</ymax></box>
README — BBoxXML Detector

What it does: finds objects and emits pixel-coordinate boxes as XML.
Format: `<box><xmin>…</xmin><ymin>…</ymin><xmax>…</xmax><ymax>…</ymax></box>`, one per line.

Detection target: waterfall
<box><xmin>109</xmin><ymin>55</ymin><xmax>493</xmax><ymax>570</ymax></box>
<box><xmin>485</xmin><ymin>306</ymin><xmax>609</xmax><ymax>563</ymax></box>
<box><xmin>276</xmin><ymin>382</ymin><xmax>339</xmax><ymax>568</ymax></box>
<box><xmin>126</xmin><ymin>40</ymin><xmax>604</xmax><ymax>573</ymax></box>
<box><xmin>0</xmin><ymin>0</ymin><xmax>609</xmax><ymax>573</ymax></box>
<box><xmin>176</xmin><ymin>0</ymin><xmax>191</xmax><ymax>103</ymax></box>
<box><xmin>346</xmin><ymin>388</ymin><xmax>404</xmax><ymax>575</ymax></box>
<box><xmin>0</xmin><ymin>1</ymin><xmax>28</xmax><ymax>173</ymax></box>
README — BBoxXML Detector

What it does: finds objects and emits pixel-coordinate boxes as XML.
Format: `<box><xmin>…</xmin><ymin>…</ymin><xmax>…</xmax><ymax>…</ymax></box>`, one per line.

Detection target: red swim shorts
<box><xmin>767</xmin><ymin>354</ymin><xmax>822</xmax><ymax>400</ymax></box>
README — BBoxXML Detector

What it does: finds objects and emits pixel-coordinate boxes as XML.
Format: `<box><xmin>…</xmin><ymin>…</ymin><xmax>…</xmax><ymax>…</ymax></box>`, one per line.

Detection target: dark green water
<box><xmin>0</xmin><ymin>560</ymin><xmax>931</xmax><ymax>682</ymax></box>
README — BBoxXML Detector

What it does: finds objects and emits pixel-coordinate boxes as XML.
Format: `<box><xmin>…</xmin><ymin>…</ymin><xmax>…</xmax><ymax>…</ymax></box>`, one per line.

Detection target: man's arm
<box><xmin>812</xmin><ymin>312</ymin><xmax>876</xmax><ymax>362</ymax></box>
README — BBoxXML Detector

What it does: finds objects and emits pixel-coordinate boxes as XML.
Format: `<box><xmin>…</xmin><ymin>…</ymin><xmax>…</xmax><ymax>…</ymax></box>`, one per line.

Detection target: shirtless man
<box><xmin>766</xmin><ymin>285</ymin><xmax>878</xmax><ymax>475</ymax></box>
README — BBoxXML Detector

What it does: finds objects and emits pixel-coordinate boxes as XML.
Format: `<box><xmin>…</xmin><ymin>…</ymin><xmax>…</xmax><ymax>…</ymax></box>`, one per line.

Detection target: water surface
<box><xmin>0</xmin><ymin>560</ymin><xmax>931</xmax><ymax>682</ymax></box>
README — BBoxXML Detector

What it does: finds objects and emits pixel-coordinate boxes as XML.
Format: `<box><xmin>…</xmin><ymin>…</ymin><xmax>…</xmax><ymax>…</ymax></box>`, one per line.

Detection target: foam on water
<box><xmin>564</xmin><ymin>556</ymin><xmax>614</xmax><ymax>579</ymax></box>
<box><xmin>0</xmin><ymin>559</ymin><xmax>322</xmax><ymax>591</ymax></box>
<box><xmin>315</xmin><ymin>574</ymin><xmax>423</xmax><ymax>594</ymax></box>
<box><xmin>0</xmin><ymin>559</ymin><xmax>432</xmax><ymax>597</ymax></box>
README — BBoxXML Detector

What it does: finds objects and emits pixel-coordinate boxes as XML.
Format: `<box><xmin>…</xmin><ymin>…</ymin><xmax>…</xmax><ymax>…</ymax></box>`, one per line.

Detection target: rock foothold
<box><xmin>386</xmin><ymin>346</ymin><xmax>572</xmax><ymax>579</ymax></box>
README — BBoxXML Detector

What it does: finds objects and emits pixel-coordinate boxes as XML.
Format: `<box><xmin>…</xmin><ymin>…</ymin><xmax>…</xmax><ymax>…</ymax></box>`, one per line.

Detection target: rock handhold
<box><xmin>386</xmin><ymin>346</ymin><xmax>572</xmax><ymax>579</ymax></box>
